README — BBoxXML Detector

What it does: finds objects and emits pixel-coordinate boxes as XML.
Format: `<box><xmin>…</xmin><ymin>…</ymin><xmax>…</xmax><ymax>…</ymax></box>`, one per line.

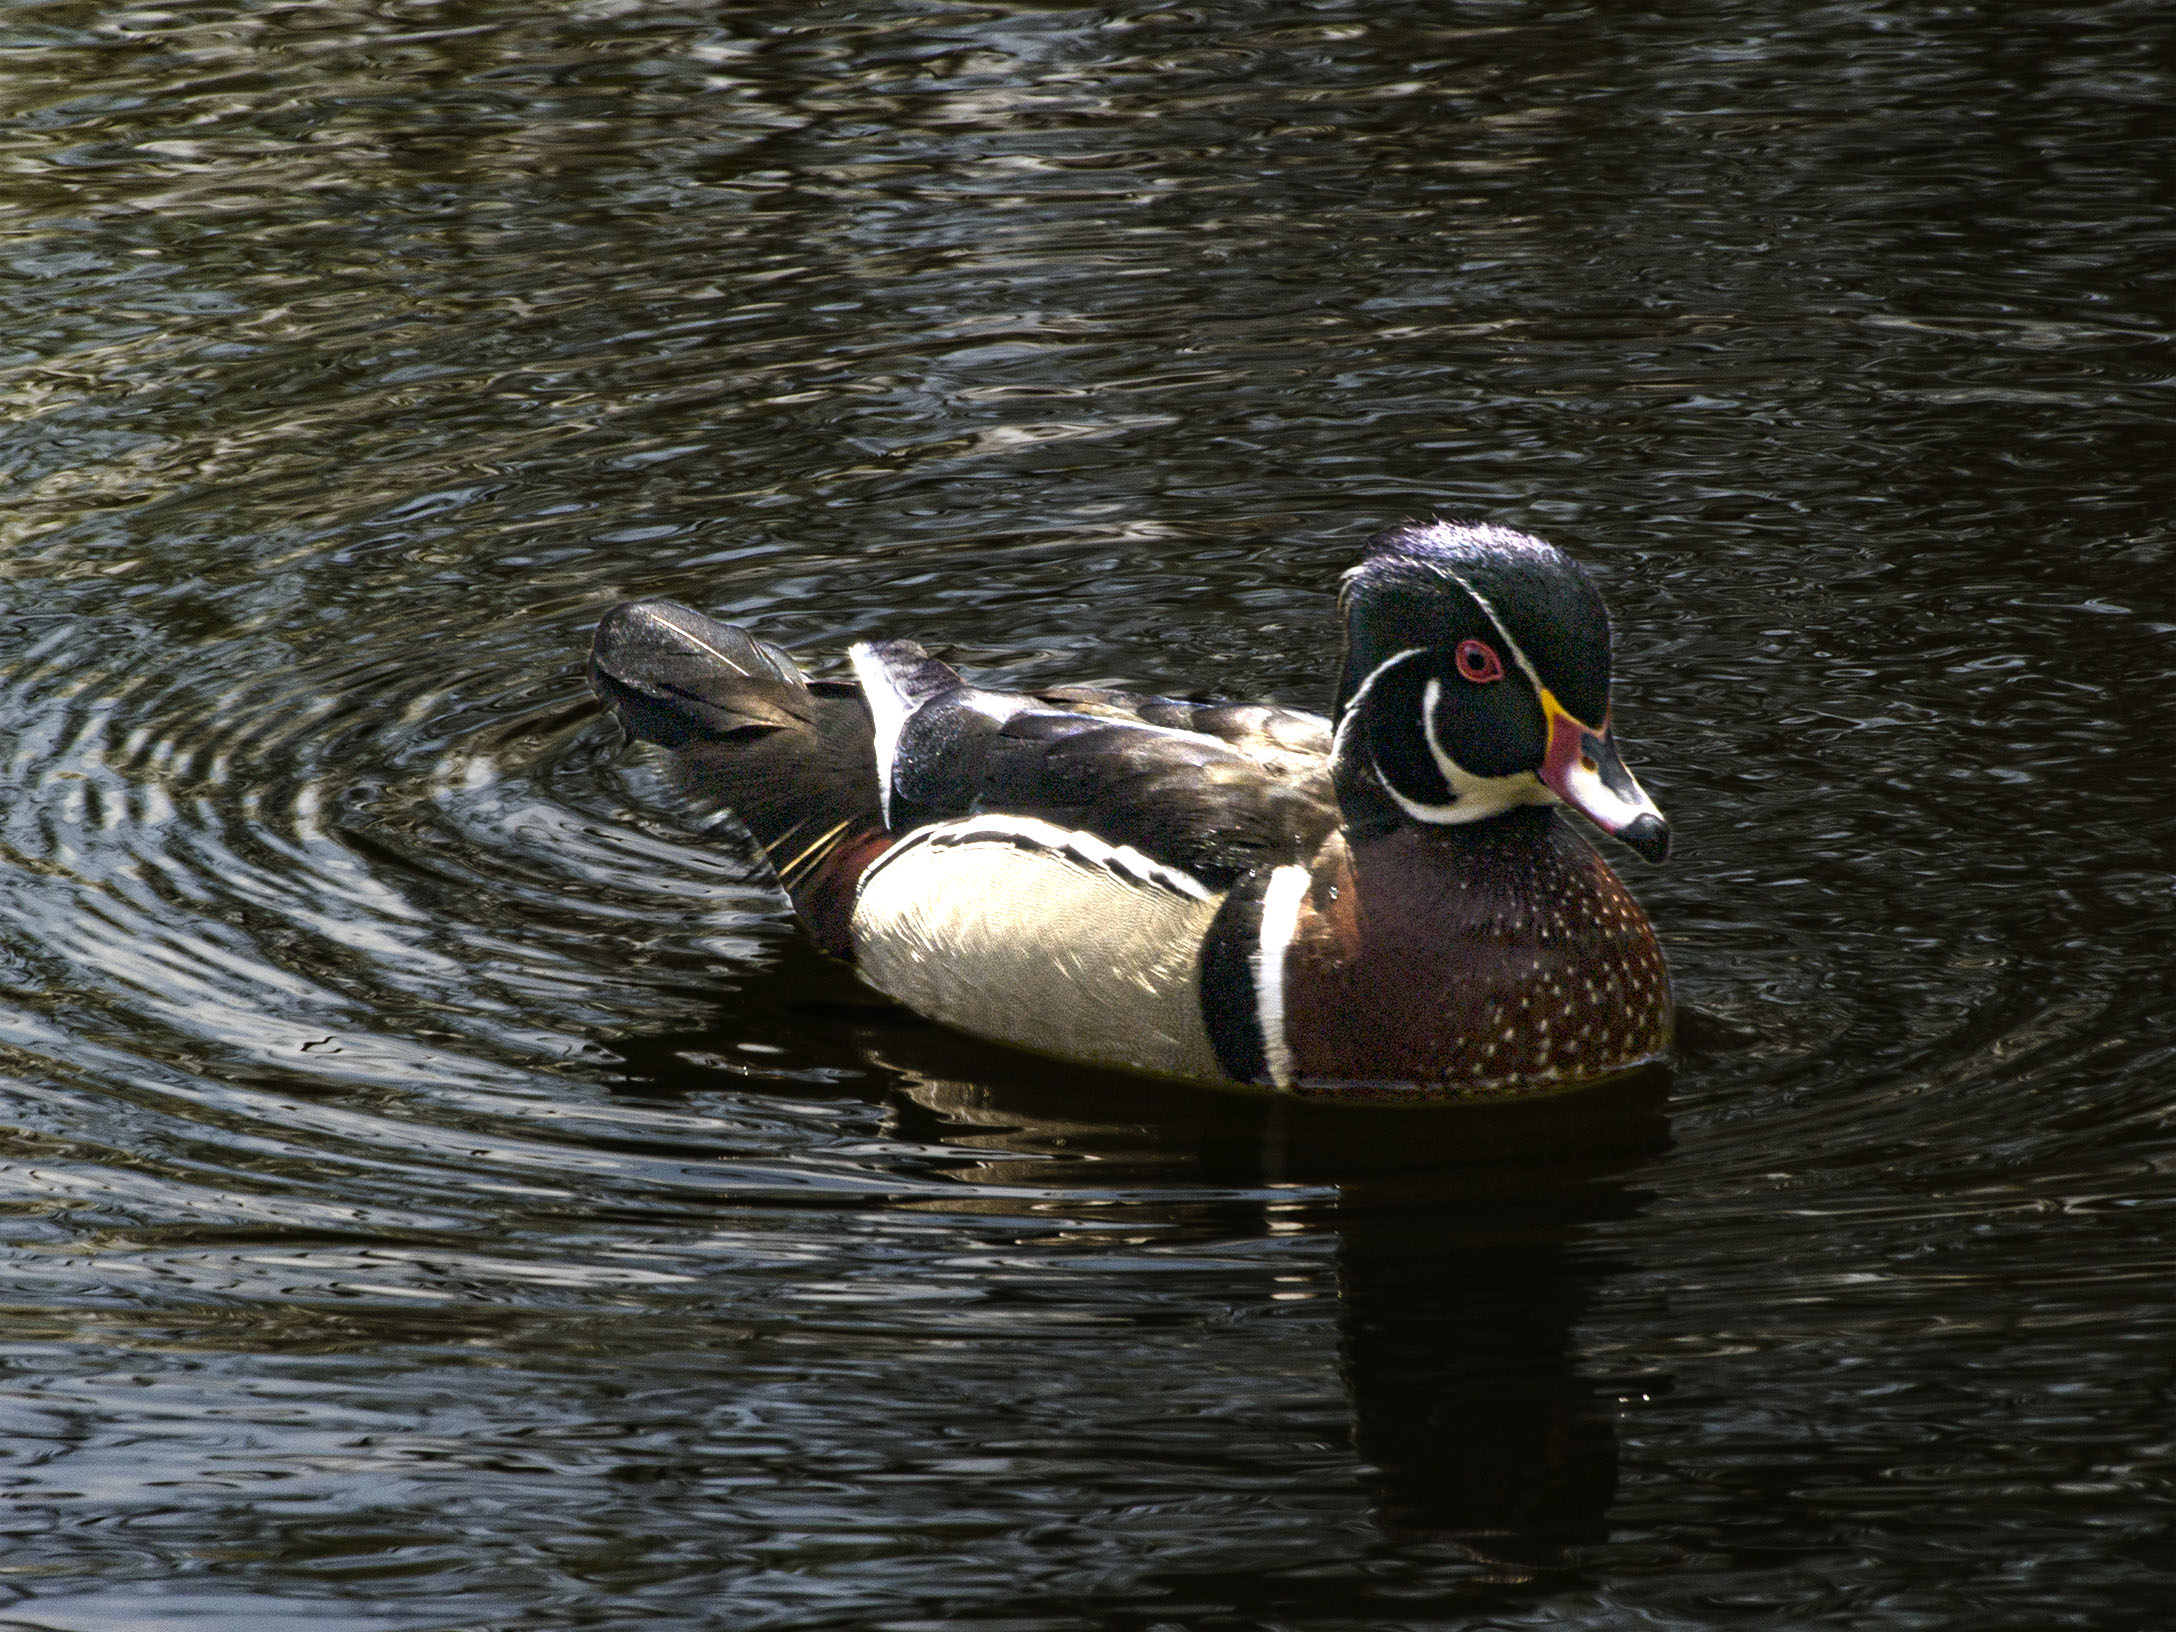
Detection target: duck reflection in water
<box><xmin>609</xmin><ymin>999</ymin><xmax>1667</xmax><ymax>1564</ymax></box>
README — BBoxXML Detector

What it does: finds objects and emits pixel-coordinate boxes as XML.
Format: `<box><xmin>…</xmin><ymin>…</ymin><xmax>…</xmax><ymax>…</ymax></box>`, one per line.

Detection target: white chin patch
<box><xmin>1380</xmin><ymin>677</ymin><xmax>1549</xmax><ymax>826</ymax></box>
<box><xmin>1379</xmin><ymin>765</ymin><xmax>1549</xmax><ymax>826</ymax></box>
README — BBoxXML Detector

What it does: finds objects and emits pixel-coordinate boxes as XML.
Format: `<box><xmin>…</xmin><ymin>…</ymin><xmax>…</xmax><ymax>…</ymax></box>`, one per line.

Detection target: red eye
<box><xmin>1455</xmin><ymin>638</ymin><xmax>1505</xmax><ymax>684</ymax></box>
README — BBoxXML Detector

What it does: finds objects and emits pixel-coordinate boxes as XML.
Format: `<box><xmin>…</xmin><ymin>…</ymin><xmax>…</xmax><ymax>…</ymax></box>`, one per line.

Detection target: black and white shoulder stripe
<box><xmin>856</xmin><ymin>813</ymin><xmax>1216</xmax><ymax>903</ymax></box>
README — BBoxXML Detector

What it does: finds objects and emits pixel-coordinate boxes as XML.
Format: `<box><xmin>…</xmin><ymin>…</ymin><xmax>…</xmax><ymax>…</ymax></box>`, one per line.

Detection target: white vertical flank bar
<box><xmin>1254</xmin><ymin>863</ymin><xmax>1312</xmax><ymax>1089</ymax></box>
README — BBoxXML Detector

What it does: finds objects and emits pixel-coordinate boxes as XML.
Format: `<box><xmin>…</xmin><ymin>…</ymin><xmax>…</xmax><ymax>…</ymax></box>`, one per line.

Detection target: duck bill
<box><xmin>1540</xmin><ymin>698</ymin><xmax>1670</xmax><ymax>863</ymax></box>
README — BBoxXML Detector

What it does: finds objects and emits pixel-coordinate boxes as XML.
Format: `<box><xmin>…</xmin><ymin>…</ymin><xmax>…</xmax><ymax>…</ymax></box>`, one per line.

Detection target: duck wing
<box><xmin>592</xmin><ymin>608</ymin><xmax>1341</xmax><ymax>952</ymax></box>
<box><xmin>1033</xmin><ymin>685</ymin><xmax>1334</xmax><ymax>784</ymax></box>
<box><xmin>854</xmin><ymin>644</ymin><xmax>1338</xmax><ymax>890</ymax></box>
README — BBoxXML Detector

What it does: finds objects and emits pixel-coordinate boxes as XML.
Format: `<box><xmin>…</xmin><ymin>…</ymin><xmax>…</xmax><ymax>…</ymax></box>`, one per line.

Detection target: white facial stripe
<box><xmin>1414</xmin><ymin>588</ymin><xmax>1648</xmax><ymax>828</ymax></box>
<box><xmin>1255</xmin><ymin>863</ymin><xmax>1311</xmax><ymax>1090</ymax></box>
<box><xmin>1328</xmin><ymin>646</ymin><xmax>1425</xmax><ymax>766</ymax></box>
<box><xmin>1344</xmin><ymin>541</ymin><xmax>1606</xmax><ymax>731</ymax></box>
<box><xmin>848</xmin><ymin>642</ymin><xmax>914</xmax><ymax>829</ymax></box>
<box><xmin>1420</xmin><ymin>676</ymin><xmax>1459</xmax><ymax>788</ymax></box>
<box><xmin>1435</xmin><ymin>565</ymin><xmax>1559</xmax><ymax>710</ymax></box>
<box><xmin>1365</xmin><ymin>674</ymin><xmax>1552</xmax><ymax>827</ymax></box>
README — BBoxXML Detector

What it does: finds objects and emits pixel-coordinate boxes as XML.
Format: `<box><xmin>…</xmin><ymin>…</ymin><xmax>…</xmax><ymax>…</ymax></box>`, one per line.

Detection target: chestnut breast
<box><xmin>1280</xmin><ymin>807</ymin><xmax>1671</xmax><ymax>1096</ymax></box>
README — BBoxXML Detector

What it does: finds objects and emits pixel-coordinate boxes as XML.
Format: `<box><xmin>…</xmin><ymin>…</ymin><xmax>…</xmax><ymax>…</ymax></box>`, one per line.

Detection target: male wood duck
<box><xmin>589</xmin><ymin>520</ymin><xmax>1673</xmax><ymax>1100</ymax></box>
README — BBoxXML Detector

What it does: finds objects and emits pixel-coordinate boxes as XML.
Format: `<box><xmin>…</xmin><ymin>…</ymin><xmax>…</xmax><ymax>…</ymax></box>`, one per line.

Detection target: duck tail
<box><xmin>588</xmin><ymin>600</ymin><xmax>891</xmax><ymax>956</ymax></box>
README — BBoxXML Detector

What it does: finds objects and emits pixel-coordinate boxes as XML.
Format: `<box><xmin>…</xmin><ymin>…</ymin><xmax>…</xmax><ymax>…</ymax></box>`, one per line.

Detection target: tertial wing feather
<box><xmin>1035</xmin><ymin>686</ymin><xmax>1332</xmax><ymax>781</ymax></box>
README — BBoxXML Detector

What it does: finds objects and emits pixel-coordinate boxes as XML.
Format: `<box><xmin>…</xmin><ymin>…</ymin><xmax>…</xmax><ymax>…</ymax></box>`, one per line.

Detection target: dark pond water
<box><xmin>3</xmin><ymin>2</ymin><xmax>2174</xmax><ymax>1626</ymax></box>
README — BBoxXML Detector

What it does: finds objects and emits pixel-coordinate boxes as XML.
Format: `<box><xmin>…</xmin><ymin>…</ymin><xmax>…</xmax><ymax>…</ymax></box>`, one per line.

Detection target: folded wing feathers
<box><xmin>975</xmin><ymin>711</ymin><xmax>1337</xmax><ymax>888</ymax></box>
<box><xmin>595</xmin><ymin>602</ymin><xmax>1339</xmax><ymax>931</ymax></box>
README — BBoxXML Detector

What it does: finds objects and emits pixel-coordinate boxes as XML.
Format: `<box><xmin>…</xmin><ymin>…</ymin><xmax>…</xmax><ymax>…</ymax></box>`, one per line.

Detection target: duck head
<box><xmin>1330</xmin><ymin>520</ymin><xmax>1670</xmax><ymax>862</ymax></box>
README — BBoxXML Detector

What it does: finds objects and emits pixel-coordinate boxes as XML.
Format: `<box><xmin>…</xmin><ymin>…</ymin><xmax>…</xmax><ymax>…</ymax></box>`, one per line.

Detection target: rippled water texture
<box><xmin>2</xmin><ymin>3</ymin><xmax>2173</xmax><ymax>1626</ymax></box>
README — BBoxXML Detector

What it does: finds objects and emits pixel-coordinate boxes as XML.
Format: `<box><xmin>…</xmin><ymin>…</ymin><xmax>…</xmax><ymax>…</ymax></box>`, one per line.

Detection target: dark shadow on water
<box><xmin>602</xmin><ymin>967</ymin><xmax>1668</xmax><ymax>1564</ymax></box>
<box><xmin>1332</xmin><ymin>1174</ymin><xmax>1643</xmax><ymax>1554</ymax></box>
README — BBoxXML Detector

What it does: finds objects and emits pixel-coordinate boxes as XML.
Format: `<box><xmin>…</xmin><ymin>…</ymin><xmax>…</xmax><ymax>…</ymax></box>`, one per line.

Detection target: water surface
<box><xmin>1</xmin><ymin>3</ymin><xmax>2172</xmax><ymax>1627</ymax></box>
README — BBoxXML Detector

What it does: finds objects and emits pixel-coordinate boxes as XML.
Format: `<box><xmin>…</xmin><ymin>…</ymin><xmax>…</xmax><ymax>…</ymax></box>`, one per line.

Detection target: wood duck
<box><xmin>588</xmin><ymin>520</ymin><xmax>1673</xmax><ymax>1100</ymax></box>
